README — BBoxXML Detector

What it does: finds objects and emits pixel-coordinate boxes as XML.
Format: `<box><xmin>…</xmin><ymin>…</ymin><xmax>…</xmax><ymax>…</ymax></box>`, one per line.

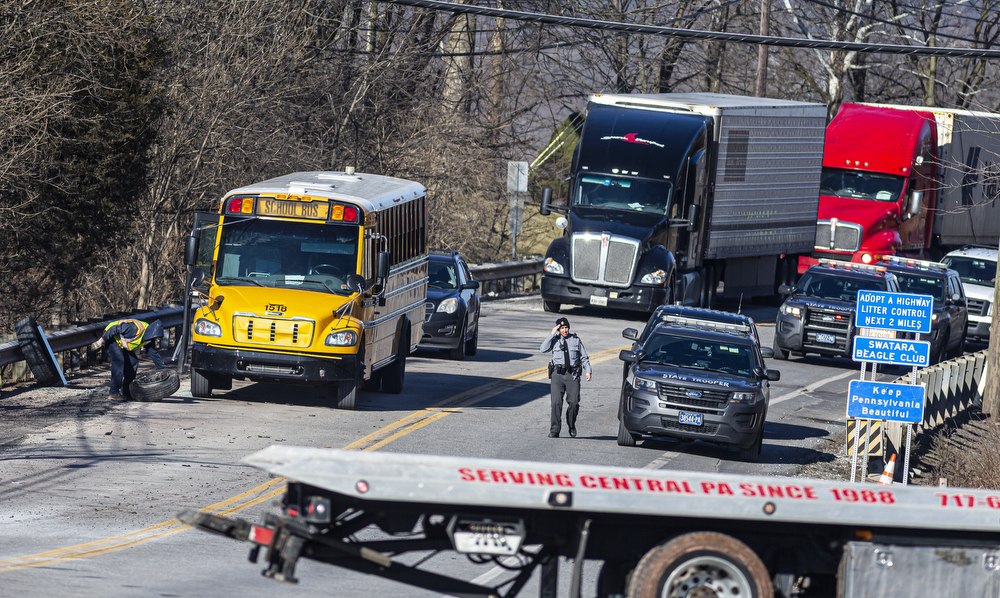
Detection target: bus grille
<box><xmin>233</xmin><ymin>315</ymin><xmax>315</xmax><ymax>347</ymax></box>
<box><xmin>571</xmin><ymin>233</ymin><xmax>639</xmax><ymax>288</ymax></box>
<box><xmin>814</xmin><ymin>220</ymin><xmax>863</xmax><ymax>253</ymax></box>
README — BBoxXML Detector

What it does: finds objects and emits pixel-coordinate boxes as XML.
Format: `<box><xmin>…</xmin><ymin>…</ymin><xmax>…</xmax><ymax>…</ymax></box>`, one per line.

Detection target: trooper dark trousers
<box><xmin>107</xmin><ymin>343</ymin><xmax>139</xmax><ymax>399</ymax></box>
<box><xmin>550</xmin><ymin>370</ymin><xmax>580</xmax><ymax>435</ymax></box>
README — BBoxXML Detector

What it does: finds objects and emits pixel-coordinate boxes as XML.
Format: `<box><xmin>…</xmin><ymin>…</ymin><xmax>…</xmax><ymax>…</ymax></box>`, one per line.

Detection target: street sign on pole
<box><xmin>847</xmin><ymin>380</ymin><xmax>926</xmax><ymax>423</ymax></box>
<box><xmin>507</xmin><ymin>161</ymin><xmax>528</xmax><ymax>194</ymax></box>
<box><xmin>855</xmin><ymin>290</ymin><xmax>933</xmax><ymax>333</ymax></box>
<box><xmin>851</xmin><ymin>336</ymin><xmax>931</xmax><ymax>367</ymax></box>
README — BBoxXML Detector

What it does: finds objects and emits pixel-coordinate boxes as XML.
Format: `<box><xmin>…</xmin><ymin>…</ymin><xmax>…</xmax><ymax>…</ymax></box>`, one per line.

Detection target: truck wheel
<box><xmin>449</xmin><ymin>323</ymin><xmax>466</xmax><ymax>360</ymax></box>
<box><xmin>543</xmin><ymin>300</ymin><xmax>561</xmax><ymax>313</ymax></box>
<box><xmin>191</xmin><ymin>368</ymin><xmax>213</xmax><ymax>397</ymax></box>
<box><xmin>627</xmin><ymin>532</ymin><xmax>772</xmax><ymax>598</ymax></box>
<box><xmin>129</xmin><ymin>369</ymin><xmax>180</xmax><ymax>402</ymax></box>
<box><xmin>465</xmin><ymin>322</ymin><xmax>479</xmax><ymax>356</ymax></box>
<box><xmin>15</xmin><ymin>317</ymin><xmax>60</xmax><ymax>386</ymax></box>
<box><xmin>382</xmin><ymin>332</ymin><xmax>408</xmax><ymax>394</ymax></box>
<box><xmin>772</xmin><ymin>336</ymin><xmax>788</xmax><ymax>360</ymax></box>
<box><xmin>617</xmin><ymin>418</ymin><xmax>639</xmax><ymax>447</ymax></box>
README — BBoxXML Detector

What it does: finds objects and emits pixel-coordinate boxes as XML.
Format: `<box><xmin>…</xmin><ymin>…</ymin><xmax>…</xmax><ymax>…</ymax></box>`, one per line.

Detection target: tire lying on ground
<box><xmin>15</xmin><ymin>317</ymin><xmax>61</xmax><ymax>386</ymax></box>
<box><xmin>129</xmin><ymin>369</ymin><xmax>181</xmax><ymax>402</ymax></box>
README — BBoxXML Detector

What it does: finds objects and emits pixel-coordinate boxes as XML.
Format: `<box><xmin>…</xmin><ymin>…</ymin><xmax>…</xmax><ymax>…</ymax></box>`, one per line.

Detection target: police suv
<box><xmin>773</xmin><ymin>259</ymin><xmax>900</xmax><ymax>360</ymax></box>
<box><xmin>617</xmin><ymin>312</ymin><xmax>778</xmax><ymax>463</ymax></box>
<box><xmin>879</xmin><ymin>256</ymin><xmax>968</xmax><ymax>363</ymax></box>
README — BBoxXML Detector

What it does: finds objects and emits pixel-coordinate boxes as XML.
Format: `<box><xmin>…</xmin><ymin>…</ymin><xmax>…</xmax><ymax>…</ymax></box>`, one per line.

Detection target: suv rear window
<box><xmin>941</xmin><ymin>255</ymin><xmax>997</xmax><ymax>286</ymax></box>
<box><xmin>893</xmin><ymin>272</ymin><xmax>946</xmax><ymax>301</ymax></box>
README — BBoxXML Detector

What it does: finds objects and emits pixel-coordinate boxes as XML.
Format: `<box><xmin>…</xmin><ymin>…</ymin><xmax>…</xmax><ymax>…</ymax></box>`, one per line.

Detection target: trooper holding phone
<box><xmin>540</xmin><ymin>317</ymin><xmax>592</xmax><ymax>438</ymax></box>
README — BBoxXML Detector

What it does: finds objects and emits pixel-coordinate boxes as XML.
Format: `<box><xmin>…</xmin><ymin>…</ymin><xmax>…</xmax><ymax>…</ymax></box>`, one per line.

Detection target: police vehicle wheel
<box><xmin>543</xmin><ymin>300</ymin><xmax>561</xmax><ymax>313</ymax></box>
<box><xmin>772</xmin><ymin>336</ymin><xmax>788</xmax><ymax>360</ymax></box>
<box><xmin>14</xmin><ymin>317</ymin><xmax>60</xmax><ymax>386</ymax></box>
<box><xmin>738</xmin><ymin>429</ymin><xmax>763</xmax><ymax>463</ymax></box>
<box><xmin>617</xmin><ymin>418</ymin><xmax>638</xmax><ymax>447</ymax></box>
<box><xmin>465</xmin><ymin>322</ymin><xmax>478</xmax><ymax>356</ymax></box>
<box><xmin>449</xmin><ymin>323</ymin><xmax>466</xmax><ymax>360</ymax></box>
<box><xmin>130</xmin><ymin>369</ymin><xmax>180</xmax><ymax>402</ymax></box>
<box><xmin>627</xmin><ymin>532</ymin><xmax>772</xmax><ymax>598</ymax></box>
<box><xmin>382</xmin><ymin>332</ymin><xmax>408</xmax><ymax>394</ymax></box>
<box><xmin>191</xmin><ymin>368</ymin><xmax>213</xmax><ymax>397</ymax></box>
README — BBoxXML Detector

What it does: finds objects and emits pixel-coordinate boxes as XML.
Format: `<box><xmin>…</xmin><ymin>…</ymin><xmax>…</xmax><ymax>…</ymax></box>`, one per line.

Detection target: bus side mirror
<box><xmin>376</xmin><ymin>251</ymin><xmax>390</xmax><ymax>280</ymax></box>
<box><xmin>539</xmin><ymin>186</ymin><xmax>553</xmax><ymax>216</ymax></box>
<box><xmin>184</xmin><ymin>235</ymin><xmax>199</xmax><ymax>268</ymax></box>
<box><xmin>346</xmin><ymin>274</ymin><xmax>366</xmax><ymax>294</ymax></box>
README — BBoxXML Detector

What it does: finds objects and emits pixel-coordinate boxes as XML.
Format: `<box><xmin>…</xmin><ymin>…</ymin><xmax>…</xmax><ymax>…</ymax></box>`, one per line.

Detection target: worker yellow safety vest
<box><xmin>105</xmin><ymin>319</ymin><xmax>149</xmax><ymax>351</ymax></box>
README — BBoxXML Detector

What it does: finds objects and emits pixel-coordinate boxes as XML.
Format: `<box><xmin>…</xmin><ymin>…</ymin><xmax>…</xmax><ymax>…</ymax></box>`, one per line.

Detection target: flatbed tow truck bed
<box><xmin>179</xmin><ymin>446</ymin><xmax>1000</xmax><ymax>597</ymax></box>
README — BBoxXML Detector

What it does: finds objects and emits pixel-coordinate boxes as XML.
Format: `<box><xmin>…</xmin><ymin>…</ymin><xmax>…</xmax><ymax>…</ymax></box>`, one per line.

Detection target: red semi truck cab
<box><xmin>800</xmin><ymin>103</ymin><xmax>938</xmax><ymax>273</ymax></box>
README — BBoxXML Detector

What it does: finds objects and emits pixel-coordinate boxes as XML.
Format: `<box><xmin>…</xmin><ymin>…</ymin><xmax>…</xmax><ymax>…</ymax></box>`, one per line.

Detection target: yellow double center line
<box><xmin>0</xmin><ymin>346</ymin><xmax>626</xmax><ymax>572</ymax></box>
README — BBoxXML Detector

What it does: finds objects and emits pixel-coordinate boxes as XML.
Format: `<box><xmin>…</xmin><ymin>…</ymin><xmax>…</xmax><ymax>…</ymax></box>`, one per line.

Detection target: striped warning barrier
<box><xmin>847</xmin><ymin>418</ymin><xmax>883</xmax><ymax>456</ymax></box>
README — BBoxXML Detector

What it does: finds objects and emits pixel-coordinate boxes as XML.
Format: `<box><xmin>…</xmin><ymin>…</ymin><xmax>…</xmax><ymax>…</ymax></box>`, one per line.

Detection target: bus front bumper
<box><xmin>191</xmin><ymin>343</ymin><xmax>358</xmax><ymax>384</ymax></box>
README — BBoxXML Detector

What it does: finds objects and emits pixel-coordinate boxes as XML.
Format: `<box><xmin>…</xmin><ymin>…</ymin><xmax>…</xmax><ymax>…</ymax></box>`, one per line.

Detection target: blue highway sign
<box><xmin>847</xmin><ymin>380</ymin><xmax>925</xmax><ymax>423</ymax></box>
<box><xmin>855</xmin><ymin>290</ymin><xmax>933</xmax><ymax>333</ymax></box>
<box><xmin>852</xmin><ymin>336</ymin><xmax>931</xmax><ymax>367</ymax></box>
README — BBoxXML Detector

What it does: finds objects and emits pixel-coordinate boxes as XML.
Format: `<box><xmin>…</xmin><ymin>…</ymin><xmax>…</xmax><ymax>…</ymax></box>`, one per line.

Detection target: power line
<box><xmin>372</xmin><ymin>0</ymin><xmax>1000</xmax><ymax>58</ymax></box>
<box><xmin>797</xmin><ymin>0</ymin><xmax>988</xmax><ymax>46</ymax></box>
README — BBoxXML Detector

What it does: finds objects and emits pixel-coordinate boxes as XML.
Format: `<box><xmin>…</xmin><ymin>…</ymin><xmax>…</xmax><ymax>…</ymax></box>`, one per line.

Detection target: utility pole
<box><xmin>755</xmin><ymin>0</ymin><xmax>771</xmax><ymax>97</ymax></box>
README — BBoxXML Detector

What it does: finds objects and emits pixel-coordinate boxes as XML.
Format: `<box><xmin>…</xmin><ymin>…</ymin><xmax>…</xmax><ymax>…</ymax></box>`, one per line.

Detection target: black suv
<box><xmin>419</xmin><ymin>250</ymin><xmax>481</xmax><ymax>360</ymax></box>
<box><xmin>618</xmin><ymin>312</ymin><xmax>778</xmax><ymax>462</ymax></box>
<box><xmin>879</xmin><ymin>257</ymin><xmax>968</xmax><ymax>363</ymax></box>
<box><xmin>774</xmin><ymin>260</ymin><xmax>900</xmax><ymax>360</ymax></box>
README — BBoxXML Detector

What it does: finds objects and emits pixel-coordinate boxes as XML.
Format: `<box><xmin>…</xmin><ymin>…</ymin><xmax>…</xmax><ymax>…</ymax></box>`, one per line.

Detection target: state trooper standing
<box><xmin>540</xmin><ymin>317</ymin><xmax>592</xmax><ymax>438</ymax></box>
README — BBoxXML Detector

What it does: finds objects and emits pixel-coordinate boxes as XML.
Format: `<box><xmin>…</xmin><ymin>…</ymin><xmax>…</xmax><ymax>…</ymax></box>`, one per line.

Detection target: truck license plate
<box><xmin>816</xmin><ymin>333</ymin><xmax>836</xmax><ymax>344</ymax></box>
<box><xmin>678</xmin><ymin>412</ymin><xmax>703</xmax><ymax>426</ymax></box>
<box><xmin>589</xmin><ymin>295</ymin><xmax>608</xmax><ymax>306</ymax></box>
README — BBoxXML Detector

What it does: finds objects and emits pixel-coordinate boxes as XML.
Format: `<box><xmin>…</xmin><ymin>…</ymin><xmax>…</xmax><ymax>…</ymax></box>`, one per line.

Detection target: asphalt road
<box><xmin>0</xmin><ymin>295</ymin><xmax>899</xmax><ymax>597</ymax></box>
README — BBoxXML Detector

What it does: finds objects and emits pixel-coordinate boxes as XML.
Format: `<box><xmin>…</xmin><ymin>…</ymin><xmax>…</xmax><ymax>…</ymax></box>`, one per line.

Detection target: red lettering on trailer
<box><xmin>556</xmin><ymin>474</ymin><xmax>573</xmax><ymax>487</ymax></box>
<box><xmin>700</xmin><ymin>482</ymin><xmax>735</xmax><ymax>496</ymax></box>
<box><xmin>647</xmin><ymin>479</ymin><xmax>663</xmax><ymax>492</ymax></box>
<box><xmin>477</xmin><ymin>469</ymin><xmax>490</xmax><ymax>482</ymax></box>
<box><xmin>665</xmin><ymin>480</ymin><xmax>695</xmax><ymax>494</ymax></box>
<box><xmin>740</xmin><ymin>483</ymin><xmax>820</xmax><ymax>499</ymax></box>
<box><xmin>613</xmin><ymin>477</ymin><xmax>631</xmax><ymax>490</ymax></box>
<box><xmin>491</xmin><ymin>470</ymin><xmax>508</xmax><ymax>483</ymax></box>
<box><xmin>459</xmin><ymin>468</ymin><xmax>475</xmax><ymax>481</ymax></box>
<box><xmin>509</xmin><ymin>472</ymin><xmax>525</xmax><ymax>484</ymax></box>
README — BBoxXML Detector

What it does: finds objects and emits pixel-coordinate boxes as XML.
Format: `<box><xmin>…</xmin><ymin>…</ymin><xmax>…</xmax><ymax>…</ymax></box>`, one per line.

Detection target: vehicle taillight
<box><xmin>227</xmin><ymin>198</ymin><xmax>243</xmax><ymax>213</ymax></box>
<box><xmin>344</xmin><ymin>206</ymin><xmax>358</xmax><ymax>222</ymax></box>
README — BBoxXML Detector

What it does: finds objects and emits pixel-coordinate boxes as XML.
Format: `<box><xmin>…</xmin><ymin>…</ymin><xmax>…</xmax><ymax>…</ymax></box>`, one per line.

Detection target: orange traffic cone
<box><xmin>878</xmin><ymin>454</ymin><xmax>897</xmax><ymax>485</ymax></box>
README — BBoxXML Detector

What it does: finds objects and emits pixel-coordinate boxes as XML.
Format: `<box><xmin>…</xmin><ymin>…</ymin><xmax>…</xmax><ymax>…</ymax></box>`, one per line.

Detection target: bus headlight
<box><xmin>194</xmin><ymin>318</ymin><xmax>222</xmax><ymax>337</ymax></box>
<box><xmin>544</xmin><ymin>257</ymin><xmax>565</xmax><ymax>275</ymax></box>
<box><xmin>437</xmin><ymin>298</ymin><xmax>459</xmax><ymax>314</ymax></box>
<box><xmin>640</xmin><ymin>269</ymin><xmax>667</xmax><ymax>285</ymax></box>
<box><xmin>325</xmin><ymin>330</ymin><xmax>358</xmax><ymax>346</ymax></box>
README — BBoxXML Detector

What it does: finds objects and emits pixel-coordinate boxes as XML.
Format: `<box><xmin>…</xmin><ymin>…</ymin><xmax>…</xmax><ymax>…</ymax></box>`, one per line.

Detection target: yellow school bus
<box><xmin>185</xmin><ymin>171</ymin><xmax>427</xmax><ymax>409</ymax></box>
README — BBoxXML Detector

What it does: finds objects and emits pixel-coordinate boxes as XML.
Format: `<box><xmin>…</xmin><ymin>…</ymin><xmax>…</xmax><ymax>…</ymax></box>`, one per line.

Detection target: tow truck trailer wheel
<box><xmin>626</xmin><ymin>531</ymin><xmax>772</xmax><ymax>598</ymax></box>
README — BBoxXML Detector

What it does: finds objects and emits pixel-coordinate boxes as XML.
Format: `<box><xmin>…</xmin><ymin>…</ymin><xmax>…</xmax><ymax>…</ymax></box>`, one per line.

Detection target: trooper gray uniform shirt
<box><xmin>539</xmin><ymin>334</ymin><xmax>592</xmax><ymax>377</ymax></box>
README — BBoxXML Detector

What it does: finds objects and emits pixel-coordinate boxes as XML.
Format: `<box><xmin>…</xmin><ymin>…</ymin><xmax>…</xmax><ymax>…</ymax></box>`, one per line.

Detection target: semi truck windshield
<box><xmin>215</xmin><ymin>217</ymin><xmax>359</xmax><ymax>295</ymax></box>
<box><xmin>820</xmin><ymin>168</ymin><xmax>905</xmax><ymax>202</ymax></box>
<box><xmin>574</xmin><ymin>176</ymin><xmax>672</xmax><ymax>215</ymax></box>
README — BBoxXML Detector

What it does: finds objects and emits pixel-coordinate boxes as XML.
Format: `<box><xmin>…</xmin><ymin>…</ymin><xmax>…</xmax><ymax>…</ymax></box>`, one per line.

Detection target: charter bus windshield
<box><xmin>185</xmin><ymin>171</ymin><xmax>428</xmax><ymax>410</ymax></box>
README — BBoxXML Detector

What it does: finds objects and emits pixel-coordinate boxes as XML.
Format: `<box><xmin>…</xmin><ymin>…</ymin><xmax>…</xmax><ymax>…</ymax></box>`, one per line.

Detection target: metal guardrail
<box><xmin>468</xmin><ymin>257</ymin><xmax>544</xmax><ymax>281</ymax></box>
<box><xmin>0</xmin><ymin>306</ymin><xmax>185</xmax><ymax>369</ymax></box>
<box><xmin>0</xmin><ymin>259</ymin><xmax>544</xmax><ymax>374</ymax></box>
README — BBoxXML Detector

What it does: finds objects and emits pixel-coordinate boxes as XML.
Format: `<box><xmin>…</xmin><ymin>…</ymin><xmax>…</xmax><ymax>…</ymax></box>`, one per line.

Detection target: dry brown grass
<box><xmin>925</xmin><ymin>417</ymin><xmax>1000</xmax><ymax>490</ymax></box>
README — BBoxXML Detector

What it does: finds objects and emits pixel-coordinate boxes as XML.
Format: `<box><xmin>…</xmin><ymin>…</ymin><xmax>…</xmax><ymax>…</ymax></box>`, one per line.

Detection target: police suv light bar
<box><xmin>880</xmin><ymin>256</ymin><xmax>949</xmax><ymax>272</ymax></box>
<box><xmin>661</xmin><ymin>315</ymin><xmax>751</xmax><ymax>334</ymax></box>
<box><xmin>817</xmin><ymin>258</ymin><xmax>887</xmax><ymax>274</ymax></box>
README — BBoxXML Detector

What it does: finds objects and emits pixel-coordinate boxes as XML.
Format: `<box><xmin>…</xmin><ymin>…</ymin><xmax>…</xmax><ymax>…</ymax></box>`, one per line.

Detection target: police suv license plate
<box><xmin>589</xmin><ymin>294</ymin><xmax>608</xmax><ymax>306</ymax></box>
<box><xmin>678</xmin><ymin>412</ymin><xmax>703</xmax><ymax>426</ymax></box>
<box><xmin>816</xmin><ymin>333</ymin><xmax>836</xmax><ymax>344</ymax></box>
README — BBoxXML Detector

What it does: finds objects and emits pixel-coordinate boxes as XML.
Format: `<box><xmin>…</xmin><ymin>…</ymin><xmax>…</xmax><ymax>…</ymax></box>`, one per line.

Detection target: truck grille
<box><xmin>968</xmin><ymin>298</ymin><xmax>990</xmax><ymax>317</ymax></box>
<box><xmin>571</xmin><ymin>232</ymin><xmax>639</xmax><ymax>288</ymax></box>
<box><xmin>657</xmin><ymin>382</ymin><xmax>729</xmax><ymax>409</ymax></box>
<box><xmin>814</xmin><ymin>220</ymin><xmax>863</xmax><ymax>253</ymax></box>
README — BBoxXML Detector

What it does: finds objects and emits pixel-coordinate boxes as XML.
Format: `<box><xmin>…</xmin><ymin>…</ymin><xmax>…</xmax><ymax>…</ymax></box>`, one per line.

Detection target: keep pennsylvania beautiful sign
<box><xmin>847</xmin><ymin>380</ymin><xmax>925</xmax><ymax>423</ymax></box>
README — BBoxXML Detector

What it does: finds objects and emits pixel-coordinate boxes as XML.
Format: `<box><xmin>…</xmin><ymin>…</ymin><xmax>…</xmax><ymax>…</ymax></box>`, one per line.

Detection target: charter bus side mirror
<box><xmin>622</xmin><ymin>328</ymin><xmax>639</xmax><ymax>341</ymax></box>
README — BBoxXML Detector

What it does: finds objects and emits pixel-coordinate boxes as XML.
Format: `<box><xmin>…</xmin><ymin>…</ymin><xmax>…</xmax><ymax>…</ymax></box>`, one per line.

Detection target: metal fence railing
<box><xmin>0</xmin><ymin>258</ymin><xmax>546</xmax><ymax>387</ymax></box>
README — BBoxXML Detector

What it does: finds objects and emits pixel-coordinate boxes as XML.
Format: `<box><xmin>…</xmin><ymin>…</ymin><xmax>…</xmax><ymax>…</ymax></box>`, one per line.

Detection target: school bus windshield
<box><xmin>215</xmin><ymin>217</ymin><xmax>359</xmax><ymax>295</ymax></box>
